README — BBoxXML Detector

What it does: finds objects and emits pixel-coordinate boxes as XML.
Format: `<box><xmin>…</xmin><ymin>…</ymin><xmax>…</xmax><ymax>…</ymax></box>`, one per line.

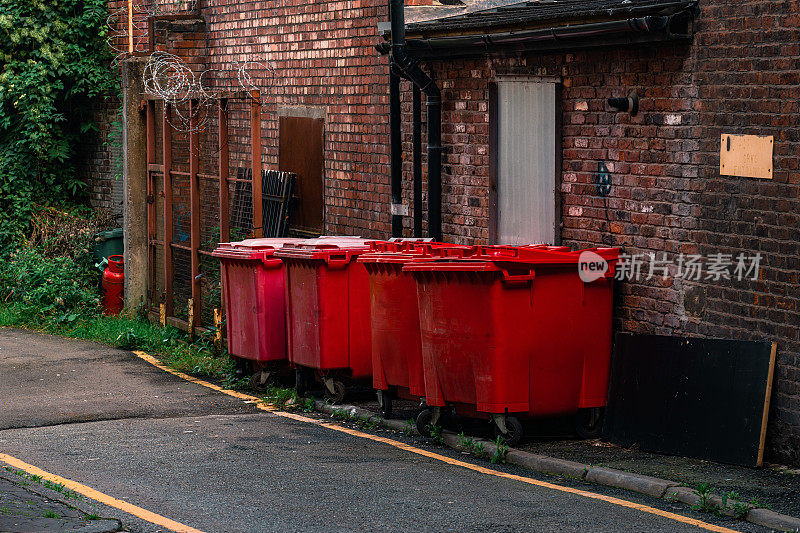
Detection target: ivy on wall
<box><xmin>0</xmin><ymin>0</ymin><xmax>118</xmax><ymax>245</ymax></box>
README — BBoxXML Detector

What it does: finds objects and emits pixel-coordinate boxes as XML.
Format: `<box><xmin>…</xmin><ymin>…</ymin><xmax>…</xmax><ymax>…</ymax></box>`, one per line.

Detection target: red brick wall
<box><xmin>77</xmin><ymin>97</ymin><xmax>124</xmax><ymax>222</ymax></box>
<box><xmin>411</xmin><ymin>1</ymin><xmax>800</xmax><ymax>464</ymax></box>
<box><xmin>93</xmin><ymin>1</ymin><xmax>393</xmax><ymax>240</ymax></box>
<box><xmin>203</xmin><ymin>0</ymin><xmax>391</xmax><ymax>237</ymax></box>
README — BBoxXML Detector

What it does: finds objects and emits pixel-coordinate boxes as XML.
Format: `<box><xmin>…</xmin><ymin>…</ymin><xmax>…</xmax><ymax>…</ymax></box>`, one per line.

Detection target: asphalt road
<box><xmin>0</xmin><ymin>328</ymin><xmax>761</xmax><ymax>533</ymax></box>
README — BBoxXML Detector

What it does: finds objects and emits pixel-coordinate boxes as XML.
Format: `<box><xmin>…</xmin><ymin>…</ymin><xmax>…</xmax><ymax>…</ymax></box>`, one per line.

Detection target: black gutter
<box><xmin>389</xmin><ymin>0</ymin><xmax>443</xmax><ymax>242</ymax></box>
<box><xmin>401</xmin><ymin>11</ymin><xmax>694</xmax><ymax>60</ymax></box>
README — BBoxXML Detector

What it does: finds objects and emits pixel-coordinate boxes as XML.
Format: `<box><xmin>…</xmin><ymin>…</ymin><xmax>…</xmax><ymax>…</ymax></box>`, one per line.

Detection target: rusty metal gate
<box><xmin>144</xmin><ymin>92</ymin><xmax>295</xmax><ymax>332</ymax></box>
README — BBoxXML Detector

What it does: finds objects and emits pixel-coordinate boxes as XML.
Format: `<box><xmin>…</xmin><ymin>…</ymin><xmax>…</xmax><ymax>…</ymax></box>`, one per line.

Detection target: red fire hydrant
<box><xmin>102</xmin><ymin>255</ymin><xmax>124</xmax><ymax>316</ymax></box>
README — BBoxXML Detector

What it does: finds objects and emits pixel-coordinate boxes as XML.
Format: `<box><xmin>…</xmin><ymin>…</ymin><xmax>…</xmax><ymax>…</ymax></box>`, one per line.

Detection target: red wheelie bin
<box><xmin>275</xmin><ymin>237</ymin><xmax>379</xmax><ymax>403</ymax></box>
<box><xmin>404</xmin><ymin>246</ymin><xmax>619</xmax><ymax>444</ymax></box>
<box><xmin>358</xmin><ymin>241</ymin><xmax>478</xmax><ymax>418</ymax></box>
<box><xmin>212</xmin><ymin>238</ymin><xmax>304</xmax><ymax>390</ymax></box>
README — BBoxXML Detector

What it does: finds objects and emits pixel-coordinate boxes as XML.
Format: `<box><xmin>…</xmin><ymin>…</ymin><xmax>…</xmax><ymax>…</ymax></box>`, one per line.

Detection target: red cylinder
<box><xmin>102</xmin><ymin>255</ymin><xmax>124</xmax><ymax>316</ymax></box>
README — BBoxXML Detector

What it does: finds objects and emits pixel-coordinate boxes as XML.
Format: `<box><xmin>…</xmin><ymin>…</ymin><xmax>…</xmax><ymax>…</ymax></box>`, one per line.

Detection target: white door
<box><xmin>495</xmin><ymin>79</ymin><xmax>558</xmax><ymax>245</ymax></box>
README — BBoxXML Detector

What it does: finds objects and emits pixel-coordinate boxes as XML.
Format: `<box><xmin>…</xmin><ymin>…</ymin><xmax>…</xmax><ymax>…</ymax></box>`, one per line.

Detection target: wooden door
<box><xmin>279</xmin><ymin>116</ymin><xmax>324</xmax><ymax>235</ymax></box>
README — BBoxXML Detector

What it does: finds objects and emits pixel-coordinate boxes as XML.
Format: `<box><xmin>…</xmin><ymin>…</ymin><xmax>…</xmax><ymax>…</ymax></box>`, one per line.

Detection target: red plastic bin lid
<box><xmin>211</xmin><ymin>238</ymin><xmax>305</xmax><ymax>261</ymax></box>
<box><xmin>474</xmin><ymin>245</ymin><xmax>620</xmax><ymax>266</ymax></box>
<box><xmin>358</xmin><ymin>242</ymin><xmax>480</xmax><ymax>265</ymax></box>
<box><xmin>403</xmin><ymin>246</ymin><xmax>621</xmax><ymax>279</ymax></box>
<box><xmin>273</xmin><ymin>236</ymin><xmax>379</xmax><ymax>265</ymax></box>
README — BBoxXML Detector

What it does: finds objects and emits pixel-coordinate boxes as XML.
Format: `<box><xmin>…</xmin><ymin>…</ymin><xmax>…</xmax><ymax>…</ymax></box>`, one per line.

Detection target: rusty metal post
<box><xmin>219</xmin><ymin>98</ymin><xmax>230</xmax><ymax>244</ymax></box>
<box><xmin>127</xmin><ymin>0</ymin><xmax>134</xmax><ymax>54</ymax></box>
<box><xmin>250</xmin><ymin>91</ymin><xmax>263</xmax><ymax>238</ymax></box>
<box><xmin>189</xmin><ymin>99</ymin><xmax>201</xmax><ymax>329</ymax></box>
<box><xmin>162</xmin><ymin>102</ymin><xmax>174</xmax><ymax>317</ymax></box>
<box><xmin>146</xmin><ymin>100</ymin><xmax>156</xmax><ymax>307</ymax></box>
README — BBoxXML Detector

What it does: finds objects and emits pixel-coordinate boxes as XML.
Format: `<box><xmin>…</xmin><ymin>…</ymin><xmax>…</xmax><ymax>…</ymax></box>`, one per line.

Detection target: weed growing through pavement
<box><xmin>86</xmin><ymin>513</ymin><xmax>101</xmax><ymax>520</ymax></box>
<box><xmin>3</xmin><ymin>467</ymin><xmax>85</xmax><ymax>504</ymax></box>
<box><xmin>723</xmin><ymin>492</ymin><xmax>750</xmax><ymax>520</ymax></box>
<box><xmin>748</xmin><ymin>497</ymin><xmax>771</xmax><ymax>510</ymax></box>
<box><xmin>491</xmin><ymin>436</ymin><xmax>509</xmax><ymax>464</ymax></box>
<box><xmin>404</xmin><ymin>418</ymin><xmax>416</xmax><ymax>436</ymax></box>
<box><xmin>691</xmin><ymin>482</ymin><xmax>719</xmax><ymax>514</ymax></box>
<box><xmin>689</xmin><ymin>483</ymin><xmax>765</xmax><ymax>520</ymax></box>
<box><xmin>428</xmin><ymin>424</ymin><xmax>444</xmax><ymax>445</ymax></box>
<box><xmin>332</xmin><ymin>409</ymin><xmax>351</xmax><ymax>421</ymax></box>
<box><xmin>457</xmin><ymin>432</ymin><xmax>486</xmax><ymax>458</ymax></box>
<box><xmin>354</xmin><ymin>415</ymin><xmax>380</xmax><ymax>430</ymax></box>
<box><xmin>42</xmin><ymin>510</ymin><xmax>61</xmax><ymax>519</ymax></box>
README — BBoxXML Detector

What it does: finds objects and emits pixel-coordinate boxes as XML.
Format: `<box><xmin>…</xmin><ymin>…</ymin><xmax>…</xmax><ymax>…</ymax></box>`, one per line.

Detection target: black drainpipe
<box><xmin>389</xmin><ymin>0</ymin><xmax>442</xmax><ymax>241</ymax></box>
<box><xmin>389</xmin><ymin>66</ymin><xmax>403</xmax><ymax>237</ymax></box>
<box><xmin>412</xmin><ymin>84</ymin><xmax>422</xmax><ymax>238</ymax></box>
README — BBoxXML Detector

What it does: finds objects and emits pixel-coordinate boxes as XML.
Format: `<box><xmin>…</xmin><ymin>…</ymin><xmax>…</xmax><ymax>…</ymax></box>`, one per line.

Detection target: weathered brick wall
<box><xmin>203</xmin><ymin>0</ymin><xmax>391</xmax><ymax>238</ymax></box>
<box><xmin>87</xmin><ymin>0</ymin><xmax>391</xmax><ymax>230</ymax></box>
<box><xmin>411</xmin><ymin>1</ymin><xmax>800</xmax><ymax>464</ymax></box>
<box><xmin>76</xmin><ymin>97</ymin><xmax>124</xmax><ymax>222</ymax></box>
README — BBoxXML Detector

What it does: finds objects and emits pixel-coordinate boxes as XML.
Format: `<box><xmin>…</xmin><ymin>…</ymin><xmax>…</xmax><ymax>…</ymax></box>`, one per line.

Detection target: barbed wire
<box><xmin>141</xmin><ymin>52</ymin><xmax>276</xmax><ymax>132</ymax></box>
<box><xmin>108</xmin><ymin>0</ymin><xmax>276</xmax><ymax>133</ymax></box>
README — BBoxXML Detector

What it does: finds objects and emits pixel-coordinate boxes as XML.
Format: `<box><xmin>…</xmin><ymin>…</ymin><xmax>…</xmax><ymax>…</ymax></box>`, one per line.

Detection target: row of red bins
<box><xmin>212</xmin><ymin>236</ymin><xmax>620</xmax><ymax>444</ymax></box>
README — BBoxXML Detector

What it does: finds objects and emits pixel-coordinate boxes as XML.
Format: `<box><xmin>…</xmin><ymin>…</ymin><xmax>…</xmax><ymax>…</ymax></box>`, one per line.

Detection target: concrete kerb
<box><xmin>313</xmin><ymin>400</ymin><xmax>800</xmax><ymax>532</ymax></box>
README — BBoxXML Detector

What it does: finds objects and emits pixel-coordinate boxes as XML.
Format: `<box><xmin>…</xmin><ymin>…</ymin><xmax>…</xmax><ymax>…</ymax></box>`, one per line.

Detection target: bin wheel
<box><xmin>234</xmin><ymin>358</ymin><xmax>249</xmax><ymax>378</ymax></box>
<box><xmin>575</xmin><ymin>407</ymin><xmax>605</xmax><ymax>439</ymax></box>
<box><xmin>324</xmin><ymin>380</ymin><xmax>346</xmax><ymax>405</ymax></box>
<box><xmin>249</xmin><ymin>370</ymin><xmax>271</xmax><ymax>392</ymax></box>
<box><xmin>416</xmin><ymin>408</ymin><xmax>434</xmax><ymax>437</ymax></box>
<box><xmin>295</xmin><ymin>370</ymin><xmax>308</xmax><ymax>397</ymax></box>
<box><xmin>494</xmin><ymin>416</ymin><xmax>523</xmax><ymax>446</ymax></box>
<box><xmin>376</xmin><ymin>390</ymin><xmax>393</xmax><ymax>419</ymax></box>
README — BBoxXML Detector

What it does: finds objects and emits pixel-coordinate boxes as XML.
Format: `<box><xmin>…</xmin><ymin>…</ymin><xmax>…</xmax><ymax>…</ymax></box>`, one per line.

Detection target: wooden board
<box><xmin>279</xmin><ymin>116</ymin><xmax>324</xmax><ymax>234</ymax></box>
<box><xmin>604</xmin><ymin>333</ymin><xmax>776</xmax><ymax>467</ymax></box>
<box><xmin>719</xmin><ymin>134</ymin><xmax>773</xmax><ymax>179</ymax></box>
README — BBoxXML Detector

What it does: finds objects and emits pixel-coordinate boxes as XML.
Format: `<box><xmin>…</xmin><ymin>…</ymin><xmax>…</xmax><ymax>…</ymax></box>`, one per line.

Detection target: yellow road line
<box><xmin>0</xmin><ymin>453</ymin><xmax>206</xmax><ymax>533</ymax></box>
<box><xmin>132</xmin><ymin>351</ymin><xmax>740</xmax><ymax>533</ymax></box>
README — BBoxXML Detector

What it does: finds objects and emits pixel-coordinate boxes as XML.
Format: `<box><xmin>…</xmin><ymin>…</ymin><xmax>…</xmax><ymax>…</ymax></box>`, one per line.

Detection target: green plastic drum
<box><xmin>94</xmin><ymin>228</ymin><xmax>124</xmax><ymax>268</ymax></box>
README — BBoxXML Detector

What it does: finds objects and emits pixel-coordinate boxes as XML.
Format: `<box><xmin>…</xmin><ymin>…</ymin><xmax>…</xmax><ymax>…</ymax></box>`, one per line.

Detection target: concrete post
<box><xmin>121</xmin><ymin>58</ymin><xmax>148</xmax><ymax>310</ymax></box>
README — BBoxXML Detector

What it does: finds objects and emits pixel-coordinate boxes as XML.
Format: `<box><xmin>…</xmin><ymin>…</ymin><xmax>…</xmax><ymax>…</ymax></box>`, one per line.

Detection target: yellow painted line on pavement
<box><xmin>0</xmin><ymin>453</ymin><xmax>206</xmax><ymax>533</ymax></box>
<box><xmin>131</xmin><ymin>351</ymin><xmax>740</xmax><ymax>533</ymax></box>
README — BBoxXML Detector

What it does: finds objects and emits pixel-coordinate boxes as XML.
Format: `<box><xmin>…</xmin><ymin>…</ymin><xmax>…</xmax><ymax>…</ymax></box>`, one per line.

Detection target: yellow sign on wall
<box><xmin>720</xmin><ymin>134</ymin><xmax>773</xmax><ymax>180</ymax></box>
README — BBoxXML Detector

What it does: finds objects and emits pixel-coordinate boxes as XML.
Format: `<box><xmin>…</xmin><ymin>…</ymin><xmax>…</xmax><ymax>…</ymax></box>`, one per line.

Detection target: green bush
<box><xmin>0</xmin><ymin>244</ymin><xmax>99</xmax><ymax>324</ymax></box>
<box><xmin>0</xmin><ymin>0</ymin><xmax>117</xmax><ymax>245</ymax></box>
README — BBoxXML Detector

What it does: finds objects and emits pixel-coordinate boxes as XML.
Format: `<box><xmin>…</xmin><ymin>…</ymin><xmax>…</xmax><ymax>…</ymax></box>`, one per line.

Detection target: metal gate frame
<box><xmin>144</xmin><ymin>91</ymin><xmax>264</xmax><ymax>332</ymax></box>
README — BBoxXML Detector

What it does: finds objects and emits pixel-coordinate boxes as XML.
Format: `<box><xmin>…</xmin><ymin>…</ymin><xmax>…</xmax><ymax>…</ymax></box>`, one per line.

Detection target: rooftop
<box><xmin>405</xmin><ymin>0</ymin><xmax>697</xmax><ymax>34</ymax></box>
